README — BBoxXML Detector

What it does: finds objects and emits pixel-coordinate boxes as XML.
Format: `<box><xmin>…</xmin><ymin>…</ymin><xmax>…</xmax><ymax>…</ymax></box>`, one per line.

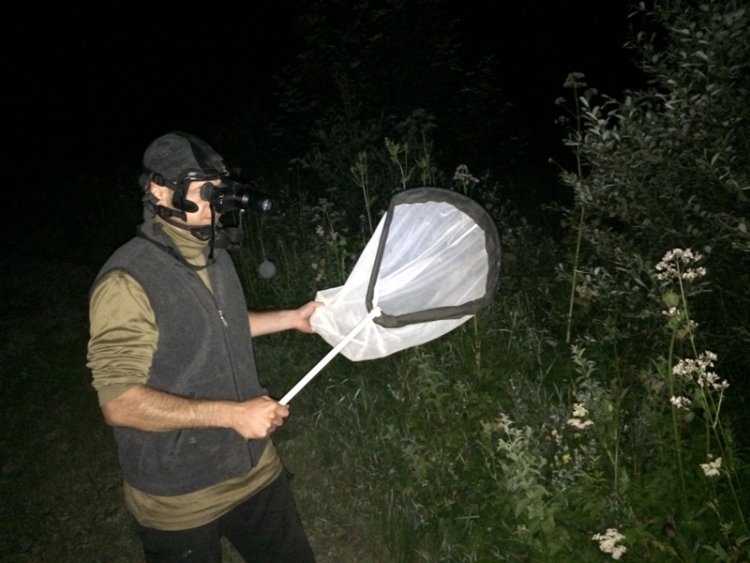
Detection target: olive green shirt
<box><xmin>87</xmin><ymin>217</ymin><xmax>282</xmax><ymax>530</ymax></box>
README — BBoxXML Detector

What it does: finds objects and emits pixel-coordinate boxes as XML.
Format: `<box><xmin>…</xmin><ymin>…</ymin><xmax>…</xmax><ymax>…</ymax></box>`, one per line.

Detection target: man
<box><xmin>87</xmin><ymin>132</ymin><xmax>318</xmax><ymax>562</ymax></box>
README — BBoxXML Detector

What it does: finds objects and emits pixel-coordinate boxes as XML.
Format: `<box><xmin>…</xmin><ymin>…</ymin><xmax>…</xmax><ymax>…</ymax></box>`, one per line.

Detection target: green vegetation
<box><xmin>247</xmin><ymin>1</ymin><xmax>749</xmax><ymax>560</ymax></box>
<box><xmin>2</xmin><ymin>0</ymin><xmax>748</xmax><ymax>561</ymax></box>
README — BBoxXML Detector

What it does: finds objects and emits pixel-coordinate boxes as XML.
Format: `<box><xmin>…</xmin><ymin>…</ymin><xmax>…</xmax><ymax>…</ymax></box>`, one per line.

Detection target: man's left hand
<box><xmin>293</xmin><ymin>301</ymin><xmax>323</xmax><ymax>333</ymax></box>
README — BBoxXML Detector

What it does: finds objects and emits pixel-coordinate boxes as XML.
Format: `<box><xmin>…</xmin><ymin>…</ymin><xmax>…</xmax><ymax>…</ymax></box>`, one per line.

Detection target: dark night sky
<box><xmin>8</xmin><ymin>3</ymin><xmax>299</xmax><ymax>183</ymax></box>
<box><xmin>8</xmin><ymin>0</ymin><xmax>644</xmax><ymax>236</ymax></box>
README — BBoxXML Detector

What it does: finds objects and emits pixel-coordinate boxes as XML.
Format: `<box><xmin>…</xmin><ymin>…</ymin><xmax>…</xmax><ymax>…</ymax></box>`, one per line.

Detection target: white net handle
<box><xmin>279</xmin><ymin>307</ymin><xmax>382</xmax><ymax>405</ymax></box>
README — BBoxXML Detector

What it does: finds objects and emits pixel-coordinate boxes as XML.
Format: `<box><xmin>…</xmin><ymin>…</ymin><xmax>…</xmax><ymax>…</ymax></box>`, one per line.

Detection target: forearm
<box><xmin>101</xmin><ymin>384</ymin><xmax>235</xmax><ymax>432</ymax></box>
<box><xmin>100</xmin><ymin>384</ymin><xmax>289</xmax><ymax>439</ymax></box>
<box><xmin>248</xmin><ymin>301</ymin><xmax>321</xmax><ymax>337</ymax></box>
<box><xmin>248</xmin><ymin>309</ymin><xmax>299</xmax><ymax>337</ymax></box>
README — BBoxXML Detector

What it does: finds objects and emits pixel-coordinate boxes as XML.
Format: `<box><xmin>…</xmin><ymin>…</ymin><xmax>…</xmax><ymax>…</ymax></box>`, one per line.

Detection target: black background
<box><xmin>7</xmin><ymin>1</ymin><xmax>645</xmax><ymax>238</ymax></box>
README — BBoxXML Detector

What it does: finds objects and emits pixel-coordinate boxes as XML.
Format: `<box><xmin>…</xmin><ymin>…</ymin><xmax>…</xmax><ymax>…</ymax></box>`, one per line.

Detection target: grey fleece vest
<box><xmin>93</xmin><ymin>219</ymin><xmax>267</xmax><ymax>496</ymax></box>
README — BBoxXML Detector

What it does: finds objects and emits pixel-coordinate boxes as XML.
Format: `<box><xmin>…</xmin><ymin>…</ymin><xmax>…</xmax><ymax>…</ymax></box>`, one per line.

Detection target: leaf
<box><xmin>514</xmin><ymin>496</ymin><xmax>532</xmax><ymax>518</ymax></box>
<box><xmin>694</xmin><ymin>50</ymin><xmax>709</xmax><ymax>61</ymax></box>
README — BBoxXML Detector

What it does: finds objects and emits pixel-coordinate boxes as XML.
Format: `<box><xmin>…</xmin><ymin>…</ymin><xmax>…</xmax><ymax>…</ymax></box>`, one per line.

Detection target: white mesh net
<box><xmin>311</xmin><ymin>193</ymin><xmax>494</xmax><ymax>360</ymax></box>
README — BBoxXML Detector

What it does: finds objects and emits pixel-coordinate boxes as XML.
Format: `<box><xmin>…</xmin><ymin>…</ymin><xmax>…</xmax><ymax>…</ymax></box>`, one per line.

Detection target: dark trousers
<box><xmin>134</xmin><ymin>471</ymin><xmax>316</xmax><ymax>563</ymax></box>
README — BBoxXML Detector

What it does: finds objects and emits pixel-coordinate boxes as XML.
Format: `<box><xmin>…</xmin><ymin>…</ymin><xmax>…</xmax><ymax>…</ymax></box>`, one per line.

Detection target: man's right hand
<box><xmin>229</xmin><ymin>395</ymin><xmax>289</xmax><ymax>439</ymax></box>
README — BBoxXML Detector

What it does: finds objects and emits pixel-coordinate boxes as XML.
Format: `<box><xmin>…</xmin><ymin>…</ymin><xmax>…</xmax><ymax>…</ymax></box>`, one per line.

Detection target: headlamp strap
<box><xmin>155</xmin><ymin>205</ymin><xmax>188</xmax><ymax>222</ymax></box>
<box><xmin>208</xmin><ymin>206</ymin><xmax>217</xmax><ymax>261</ymax></box>
<box><xmin>171</xmin><ymin>178</ymin><xmax>199</xmax><ymax>214</ymax></box>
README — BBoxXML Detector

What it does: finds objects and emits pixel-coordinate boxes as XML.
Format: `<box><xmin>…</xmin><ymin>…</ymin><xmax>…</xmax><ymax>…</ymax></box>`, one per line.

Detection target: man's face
<box><xmin>150</xmin><ymin>179</ymin><xmax>221</xmax><ymax>228</ymax></box>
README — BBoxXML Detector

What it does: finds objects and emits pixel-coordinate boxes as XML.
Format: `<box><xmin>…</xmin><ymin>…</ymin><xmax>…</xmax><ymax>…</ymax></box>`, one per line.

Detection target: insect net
<box><xmin>280</xmin><ymin>187</ymin><xmax>500</xmax><ymax>404</ymax></box>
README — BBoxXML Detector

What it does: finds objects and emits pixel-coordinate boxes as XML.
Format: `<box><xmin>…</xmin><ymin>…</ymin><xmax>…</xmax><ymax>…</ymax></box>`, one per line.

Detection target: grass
<box><xmin>0</xmin><ymin>255</ymin><xmax>139</xmax><ymax>561</ymax></box>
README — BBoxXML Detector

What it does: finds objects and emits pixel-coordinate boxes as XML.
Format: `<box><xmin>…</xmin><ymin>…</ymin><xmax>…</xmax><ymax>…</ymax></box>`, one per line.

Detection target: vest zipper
<box><xmin>217</xmin><ymin>309</ymin><xmax>229</xmax><ymax>327</ymax></box>
<box><xmin>201</xmin><ymin>264</ymin><xmax>258</xmax><ymax>466</ymax></box>
<box><xmin>193</xmin><ymin>268</ymin><xmax>242</xmax><ymax>401</ymax></box>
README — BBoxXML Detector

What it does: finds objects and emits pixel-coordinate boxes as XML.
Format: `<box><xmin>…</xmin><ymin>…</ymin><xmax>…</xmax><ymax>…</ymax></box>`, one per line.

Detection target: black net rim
<box><xmin>365</xmin><ymin>187</ymin><xmax>501</xmax><ymax>328</ymax></box>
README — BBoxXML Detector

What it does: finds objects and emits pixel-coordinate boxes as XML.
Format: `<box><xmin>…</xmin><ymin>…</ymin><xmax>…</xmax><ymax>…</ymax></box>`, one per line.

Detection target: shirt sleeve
<box><xmin>87</xmin><ymin>270</ymin><xmax>158</xmax><ymax>406</ymax></box>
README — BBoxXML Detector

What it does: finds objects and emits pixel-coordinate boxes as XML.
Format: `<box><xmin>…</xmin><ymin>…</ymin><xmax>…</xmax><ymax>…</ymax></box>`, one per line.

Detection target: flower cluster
<box><xmin>310</xmin><ymin>261</ymin><xmax>324</xmax><ymax>283</ymax></box>
<box><xmin>564</xmin><ymin>71</ymin><xmax>587</xmax><ymax>89</ymax></box>
<box><xmin>592</xmin><ymin>528</ymin><xmax>627</xmax><ymax>559</ymax></box>
<box><xmin>655</xmin><ymin>248</ymin><xmax>706</xmax><ymax>281</ymax></box>
<box><xmin>700</xmin><ymin>456</ymin><xmax>722</xmax><ymax>478</ymax></box>
<box><xmin>567</xmin><ymin>403</ymin><xmax>594</xmax><ymax>430</ymax></box>
<box><xmin>453</xmin><ymin>164</ymin><xmax>479</xmax><ymax>187</ymax></box>
<box><xmin>670</xmin><ymin>395</ymin><xmax>692</xmax><ymax>410</ymax></box>
<box><xmin>662</xmin><ymin>306</ymin><xmax>679</xmax><ymax>318</ymax></box>
<box><xmin>673</xmin><ymin>351</ymin><xmax>729</xmax><ymax>391</ymax></box>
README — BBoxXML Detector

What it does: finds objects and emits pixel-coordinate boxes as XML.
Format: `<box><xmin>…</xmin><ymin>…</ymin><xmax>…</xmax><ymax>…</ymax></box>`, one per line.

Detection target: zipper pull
<box><xmin>218</xmin><ymin>310</ymin><xmax>229</xmax><ymax>327</ymax></box>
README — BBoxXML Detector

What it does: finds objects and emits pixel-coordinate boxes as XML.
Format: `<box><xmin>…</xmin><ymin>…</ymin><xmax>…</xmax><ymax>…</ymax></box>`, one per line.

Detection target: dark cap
<box><xmin>142</xmin><ymin>132</ymin><xmax>228</xmax><ymax>189</ymax></box>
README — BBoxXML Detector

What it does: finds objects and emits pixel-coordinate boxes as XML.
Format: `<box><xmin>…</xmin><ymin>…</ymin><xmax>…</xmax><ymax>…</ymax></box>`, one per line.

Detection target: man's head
<box><xmin>139</xmin><ymin>132</ymin><xmax>271</xmax><ymax>253</ymax></box>
<box><xmin>140</xmin><ymin>132</ymin><xmax>229</xmax><ymax>225</ymax></box>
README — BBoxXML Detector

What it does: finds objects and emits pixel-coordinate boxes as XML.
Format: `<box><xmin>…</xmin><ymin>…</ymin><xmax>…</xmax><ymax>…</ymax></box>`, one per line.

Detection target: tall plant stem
<box><xmin>473</xmin><ymin>316</ymin><xmax>481</xmax><ymax>374</ymax></box>
<box><xmin>350</xmin><ymin>151</ymin><xmax>374</xmax><ymax>236</ymax></box>
<box><xmin>612</xmin><ymin>345</ymin><xmax>622</xmax><ymax>495</ymax></box>
<box><xmin>565</xmin><ymin>206</ymin><xmax>585</xmax><ymax>344</ymax></box>
<box><xmin>666</xmin><ymin>333</ymin><xmax>689</xmax><ymax>516</ymax></box>
<box><xmin>565</xmin><ymin>87</ymin><xmax>585</xmax><ymax>345</ymax></box>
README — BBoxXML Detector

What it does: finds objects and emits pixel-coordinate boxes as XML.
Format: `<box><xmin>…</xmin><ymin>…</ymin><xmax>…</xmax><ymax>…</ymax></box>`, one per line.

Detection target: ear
<box><xmin>149</xmin><ymin>182</ymin><xmax>173</xmax><ymax>208</ymax></box>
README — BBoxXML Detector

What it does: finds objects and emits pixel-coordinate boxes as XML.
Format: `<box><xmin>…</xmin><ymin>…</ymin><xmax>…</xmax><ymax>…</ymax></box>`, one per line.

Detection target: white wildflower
<box><xmin>682</xmin><ymin>267</ymin><xmax>707</xmax><ymax>281</ymax></box>
<box><xmin>700</xmin><ymin>456</ymin><xmax>722</xmax><ymax>478</ymax></box>
<box><xmin>662</xmin><ymin>307</ymin><xmax>680</xmax><ymax>318</ymax></box>
<box><xmin>572</xmin><ymin>403</ymin><xmax>589</xmax><ymax>418</ymax></box>
<box><xmin>592</xmin><ymin>528</ymin><xmax>627</xmax><ymax>560</ymax></box>
<box><xmin>567</xmin><ymin>403</ymin><xmax>594</xmax><ymax>430</ymax></box>
<box><xmin>315</xmin><ymin>225</ymin><xmax>325</xmax><ymax>237</ymax></box>
<box><xmin>655</xmin><ymin>248</ymin><xmax>705</xmax><ymax>281</ymax></box>
<box><xmin>453</xmin><ymin>164</ymin><xmax>479</xmax><ymax>185</ymax></box>
<box><xmin>673</xmin><ymin>352</ymin><xmax>728</xmax><ymax>391</ymax></box>
<box><xmin>670</xmin><ymin>395</ymin><xmax>692</xmax><ymax>410</ymax></box>
<box><xmin>568</xmin><ymin>417</ymin><xmax>594</xmax><ymax>430</ymax></box>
